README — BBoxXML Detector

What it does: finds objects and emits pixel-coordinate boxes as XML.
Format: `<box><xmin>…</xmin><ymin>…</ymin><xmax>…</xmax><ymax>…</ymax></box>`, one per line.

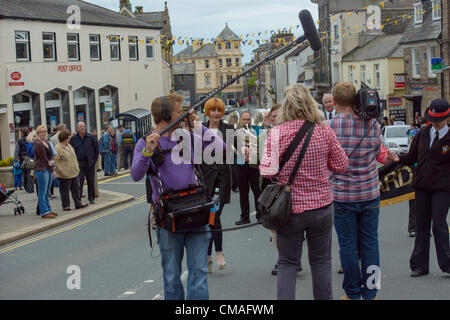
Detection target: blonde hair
<box><xmin>35</xmin><ymin>125</ymin><xmax>48</xmax><ymax>134</ymax></box>
<box><xmin>277</xmin><ymin>84</ymin><xmax>324</xmax><ymax>124</ymax></box>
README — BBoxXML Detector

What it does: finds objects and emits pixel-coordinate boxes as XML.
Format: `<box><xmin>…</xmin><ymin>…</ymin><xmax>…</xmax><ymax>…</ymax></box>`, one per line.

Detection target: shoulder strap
<box><xmin>279</xmin><ymin>121</ymin><xmax>313</xmax><ymax>172</ymax></box>
<box><xmin>288</xmin><ymin>124</ymin><xmax>315</xmax><ymax>185</ymax></box>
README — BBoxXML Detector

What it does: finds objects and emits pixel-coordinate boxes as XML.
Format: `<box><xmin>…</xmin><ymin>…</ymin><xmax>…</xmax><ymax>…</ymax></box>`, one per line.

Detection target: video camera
<box><xmin>354</xmin><ymin>82</ymin><xmax>382</xmax><ymax>120</ymax></box>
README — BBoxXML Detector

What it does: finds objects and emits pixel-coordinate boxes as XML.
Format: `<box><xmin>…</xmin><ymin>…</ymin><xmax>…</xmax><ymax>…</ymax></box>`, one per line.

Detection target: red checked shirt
<box><xmin>260</xmin><ymin>120</ymin><xmax>349</xmax><ymax>214</ymax></box>
<box><xmin>327</xmin><ymin>113</ymin><xmax>381</xmax><ymax>202</ymax></box>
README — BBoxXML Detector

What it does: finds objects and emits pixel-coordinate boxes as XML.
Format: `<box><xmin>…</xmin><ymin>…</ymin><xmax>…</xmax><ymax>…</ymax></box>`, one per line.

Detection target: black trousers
<box><xmin>236</xmin><ymin>164</ymin><xmax>261</xmax><ymax>219</ymax></box>
<box><xmin>408</xmin><ymin>199</ymin><xmax>416</xmax><ymax>233</ymax></box>
<box><xmin>208</xmin><ymin>203</ymin><xmax>225</xmax><ymax>255</ymax></box>
<box><xmin>59</xmin><ymin>177</ymin><xmax>82</xmax><ymax>209</ymax></box>
<box><xmin>410</xmin><ymin>190</ymin><xmax>450</xmax><ymax>273</ymax></box>
<box><xmin>78</xmin><ymin>161</ymin><xmax>96</xmax><ymax>202</ymax></box>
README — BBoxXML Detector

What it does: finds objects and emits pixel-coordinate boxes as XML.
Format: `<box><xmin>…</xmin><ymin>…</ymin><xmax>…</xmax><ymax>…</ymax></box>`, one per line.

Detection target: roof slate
<box><xmin>135</xmin><ymin>12</ymin><xmax>164</xmax><ymax>28</ymax></box>
<box><xmin>216</xmin><ymin>23</ymin><xmax>240</xmax><ymax>41</ymax></box>
<box><xmin>399</xmin><ymin>1</ymin><xmax>441</xmax><ymax>44</ymax></box>
<box><xmin>342</xmin><ymin>33</ymin><xmax>405</xmax><ymax>61</ymax></box>
<box><xmin>0</xmin><ymin>0</ymin><xmax>159</xmax><ymax>29</ymax></box>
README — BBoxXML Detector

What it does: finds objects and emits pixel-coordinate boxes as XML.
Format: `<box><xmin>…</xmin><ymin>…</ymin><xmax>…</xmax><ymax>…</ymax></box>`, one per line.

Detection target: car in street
<box><xmin>381</xmin><ymin>125</ymin><xmax>410</xmax><ymax>154</ymax></box>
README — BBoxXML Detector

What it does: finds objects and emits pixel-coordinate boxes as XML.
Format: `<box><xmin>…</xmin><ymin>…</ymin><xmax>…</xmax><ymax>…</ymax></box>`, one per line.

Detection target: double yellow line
<box><xmin>0</xmin><ymin>195</ymin><xmax>147</xmax><ymax>254</ymax></box>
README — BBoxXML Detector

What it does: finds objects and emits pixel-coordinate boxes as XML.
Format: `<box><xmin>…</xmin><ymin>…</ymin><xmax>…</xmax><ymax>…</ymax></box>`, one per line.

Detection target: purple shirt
<box><xmin>131</xmin><ymin>125</ymin><xmax>226</xmax><ymax>204</ymax></box>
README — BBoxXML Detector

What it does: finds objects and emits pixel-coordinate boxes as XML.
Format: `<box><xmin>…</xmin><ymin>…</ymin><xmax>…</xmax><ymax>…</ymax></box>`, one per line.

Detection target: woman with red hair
<box><xmin>202</xmin><ymin>97</ymin><xmax>235</xmax><ymax>272</ymax></box>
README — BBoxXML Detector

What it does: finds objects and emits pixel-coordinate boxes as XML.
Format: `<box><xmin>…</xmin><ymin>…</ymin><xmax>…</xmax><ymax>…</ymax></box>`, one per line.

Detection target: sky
<box><xmin>84</xmin><ymin>0</ymin><xmax>319</xmax><ymax>63</ymax></box>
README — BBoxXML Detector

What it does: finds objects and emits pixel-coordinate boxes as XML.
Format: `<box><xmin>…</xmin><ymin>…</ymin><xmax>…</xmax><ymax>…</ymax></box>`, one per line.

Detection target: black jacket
<box><xmin>15</xmin><ymin>137</ymin><xmax>29</xmax><ymax>161</ymax></box>
<box><xmin>200</xmin><ymin>120</ymin><xmax>235</xmax><ymax>204</ymax></box>
<box><xmin>69</xmin><ymin>133</ymin><xmax>99</xmax><ymax>168</ymax></box>
<box><xmin>399</xmin><ymin>124</ymin><xmax>450</xmax><ymax>193</ymax></box>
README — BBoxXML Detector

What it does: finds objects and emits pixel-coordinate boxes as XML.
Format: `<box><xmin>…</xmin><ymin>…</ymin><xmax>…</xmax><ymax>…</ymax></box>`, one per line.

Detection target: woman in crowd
<box><xmin>34</xmin><ymin>125</ymin><xmax>57</xmax><ymax>219</ymax></box>
<box><xmin>14</xmin><ymin>128</ymin><xmax>34</xmax><ymax>193</ymax></box>
<box><xmin>259</xmin><ymin>83</ymin><xmax>349</xmax><ymax>300</ymax></box>
<box><xmin>389</xmin><ymin>98</ymin><xmax>450</xmax><ymax>277</ymax></box>
<box><xmin>54</xmin><ymin>129</ymin><xmax>87</xmax><ymax>211</ymax></box>
<box><xmin>202</xmin><ymin>97</ymin><xmax>235</xmax><ymax>272</ymax></box>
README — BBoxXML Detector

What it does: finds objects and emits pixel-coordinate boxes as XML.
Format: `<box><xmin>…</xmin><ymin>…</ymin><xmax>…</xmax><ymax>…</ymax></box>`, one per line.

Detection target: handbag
<box><xmin>21</xmin><ymin>156</ymin><xmax>35</xmax><ymax>170</ymax></box>
<box><xmin>257</xmin><ymin>121</ymin><xmax>315</xmax><ymax>230</ymax></box>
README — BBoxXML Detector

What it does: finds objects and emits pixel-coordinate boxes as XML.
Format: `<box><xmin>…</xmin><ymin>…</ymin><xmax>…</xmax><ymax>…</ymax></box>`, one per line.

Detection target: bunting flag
<box><xmin>130</xmin><ymin>6</ymin><xmax>436</xmax><ymax>51</ymax></box>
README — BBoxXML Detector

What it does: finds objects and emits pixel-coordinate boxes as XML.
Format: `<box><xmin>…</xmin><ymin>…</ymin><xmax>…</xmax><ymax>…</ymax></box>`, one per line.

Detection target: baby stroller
<box><xmin>0</xmin><ymin>182</ymin><xmax>25</xmax><ymax>215</ymax></box>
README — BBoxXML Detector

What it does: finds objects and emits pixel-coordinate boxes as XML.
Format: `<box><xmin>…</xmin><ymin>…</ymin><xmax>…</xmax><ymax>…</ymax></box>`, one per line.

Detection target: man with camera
<box><xmin>328</xmin><ymin>82</ymin><xmax>382</xmax><ymax>300</ymax></box>
<box><xmin>130</xmin><ymin>94</ymin><xmax>226</xmax><ymax>300</ymax></box>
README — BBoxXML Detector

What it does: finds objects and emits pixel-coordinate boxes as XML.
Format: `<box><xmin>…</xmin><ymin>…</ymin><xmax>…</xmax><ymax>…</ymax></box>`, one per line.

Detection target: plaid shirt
<box><xmin>260</xmin><ymin>120</ymin><xmax>348</xmax><ymax>214</ymax></box>
<box><xmin>327</xmin><ymin>113</ymin><xmax>381</xmax><ymax>202</ymax></box>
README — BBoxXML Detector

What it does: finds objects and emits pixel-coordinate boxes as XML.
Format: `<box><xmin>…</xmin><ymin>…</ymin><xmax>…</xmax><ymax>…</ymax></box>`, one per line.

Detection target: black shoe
<box><xmin>271</xmin><ymin>264</ymin><xmax>278</xmax><ymax>276</ymax></box>
<box><xmin>235</xmin><ymin>218</ymin><xmax>251</xmax><ymax>225</ymax></box>
<box><xmin>409</xmin><ymin>231</ymin><xmax>416</xmax><ymax>237</ymax></box>
<box><xmin>75</xmin><ymin>204</ymin><xmax>88</xmax><ymax>209</ymax></box>
<box><xmin>271</xmin><ymin>264</ymin><xmax>301</xmax><ymax>276</ymax></box>
<box><xmin>411</xmin><ymin>270</ymin><xmax>428</xmax><ymax>277</ymax></box>
<box><xmin>89</xmin><ymin>200</ymin><xmax>95</xmax><ymax>205</ymax></box>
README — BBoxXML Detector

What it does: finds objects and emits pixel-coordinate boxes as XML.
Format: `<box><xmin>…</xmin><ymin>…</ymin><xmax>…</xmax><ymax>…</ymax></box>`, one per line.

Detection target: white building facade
<box><xmin>0</xmin><ymin>0</ymin><xmax>164</xmax><ymax>160</ymax></box>
<box><xmin>274</xmin><ymin>44</ymin><xmax>313</xmax><ymax>102</ymax></box>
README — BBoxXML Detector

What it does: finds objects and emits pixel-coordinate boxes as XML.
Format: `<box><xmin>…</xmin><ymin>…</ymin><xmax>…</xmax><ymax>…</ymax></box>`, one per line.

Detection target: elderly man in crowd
<box><xmin>322</xmin><ymin>93</ymin><xmax>337</xmax><ymax>120</ymax></box>
<box><xmin>70</xmin><ymin>122</ymin><xmax>99</xmax><ymax>205</ymax></box>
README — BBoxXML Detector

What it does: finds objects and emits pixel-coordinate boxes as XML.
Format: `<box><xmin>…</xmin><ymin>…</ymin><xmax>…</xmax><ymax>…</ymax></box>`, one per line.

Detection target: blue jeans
<box><xmin>14</xmin><ymin>174</ymin><xmax>23</xmax><ymax>188</ymax></box>
<box><xmin>103</xmin><ymin>153</ymin><xmax>115</xmax><ymax>175</ymax></box>
<box><xmin>112</xmin><ymin>153</ymin><xmax>117</xmax><ymax>173</ymax></box>
<box><xmin>333</xmin><ymin>197</ymin><xmax>380</xmax><ymax>300</ymax></box>
<box><xmin>157</xmin><ymin>225</ymin><xmax>211</xmax><ymax>300</ymax></box>
<box><xmin>35</xmin><ymin>170</ymin><xmax>53</xmax><ymax>216</ymax></box>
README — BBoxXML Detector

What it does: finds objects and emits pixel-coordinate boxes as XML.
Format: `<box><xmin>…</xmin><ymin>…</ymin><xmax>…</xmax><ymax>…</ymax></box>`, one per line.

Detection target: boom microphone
<box><xmin>156</xmin><ymin>10</ymin><xmax>321</xmax><ymax>137</ymax></box>
<box><xmin>299</xmin><ymin>9</ymin><xmax>322</xmax><ymax>51</ymax></box>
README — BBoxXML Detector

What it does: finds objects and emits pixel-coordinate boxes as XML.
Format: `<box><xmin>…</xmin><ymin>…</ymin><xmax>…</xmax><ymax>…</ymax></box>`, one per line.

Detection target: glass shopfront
<box><xmin>74</xmin><ymin>88</ymin><xmax>96</xmax><ymax>132</ymax></box>
<box><xmin>99</xmin><ymin>86</ymin><xmax>119</xmax><ymax>129</ymax></box>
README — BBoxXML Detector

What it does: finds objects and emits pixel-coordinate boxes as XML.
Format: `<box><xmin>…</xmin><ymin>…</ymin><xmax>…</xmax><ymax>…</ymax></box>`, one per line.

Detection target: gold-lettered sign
<box><xmin>378</xmin><ymin>162</ymin><xmax>415</xmax><ymax>207</ymax></box>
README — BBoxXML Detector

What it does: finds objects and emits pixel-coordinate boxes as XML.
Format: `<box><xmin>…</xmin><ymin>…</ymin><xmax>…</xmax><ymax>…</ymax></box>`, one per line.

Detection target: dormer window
<box><xmin>431</xmin><ymin>0</ymin><xmax>441</xmax><ymax>21</ymax></box>
<box><xmin>414</xmin><ymin>2</ymin><xmax>423</xmax><ymax>24</ymax></box>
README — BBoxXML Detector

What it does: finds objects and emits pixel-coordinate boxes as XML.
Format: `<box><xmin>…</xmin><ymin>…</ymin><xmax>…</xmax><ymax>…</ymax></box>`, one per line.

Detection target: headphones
<box><xmin>162</xmin><ymin>96</ymin><xmax>171</xmax><ymax>122</ymax></box>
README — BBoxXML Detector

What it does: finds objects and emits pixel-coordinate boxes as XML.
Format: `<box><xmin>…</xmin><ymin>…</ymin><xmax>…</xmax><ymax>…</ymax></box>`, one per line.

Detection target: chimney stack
<box><xmin>120</xmin><ymin>0</ymin><xmax>131</xmax><ymax>11</ymax></box>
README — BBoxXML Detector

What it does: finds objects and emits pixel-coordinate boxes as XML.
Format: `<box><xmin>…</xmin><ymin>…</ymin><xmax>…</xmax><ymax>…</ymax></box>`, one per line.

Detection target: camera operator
<box><xmin>328</xmin><ymin>82</ymin><xmax>382</xmax><ymax>300</ymax></box>
<box><xmin>130</xmin><ymin>94</ymin><xmax>226</xmax><ymax>300</ymax></box>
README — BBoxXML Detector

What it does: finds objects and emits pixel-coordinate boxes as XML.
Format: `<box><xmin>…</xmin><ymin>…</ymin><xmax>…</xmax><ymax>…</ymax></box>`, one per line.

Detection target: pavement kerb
<box><xmin>97</xmin><ymin>169</ymin><xmax>131</xmax><ymax>183</ymax></box>
<box><xmin>0</xmin><ymin>189</ymin><xmax>136</xmax><ymax>247</ymax></box>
